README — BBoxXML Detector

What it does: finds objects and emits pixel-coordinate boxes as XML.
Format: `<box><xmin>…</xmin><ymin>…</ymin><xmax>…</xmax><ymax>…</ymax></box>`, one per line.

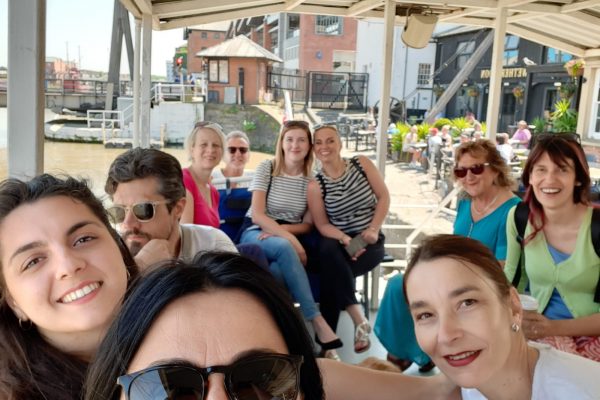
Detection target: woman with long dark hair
<box><xmin>505</xmin><ymin>133</ymin><xmax>600</xmax><ymax>361</ymax></box>
<box><xmin>0</xmin><ymin>174</ymin><xmax>137</xmax><ymax>399</ymax></box>
<box><xmin>85</xmin><ymin>252</ymin><xmax>324</xmax><ymax>400</ymax></box>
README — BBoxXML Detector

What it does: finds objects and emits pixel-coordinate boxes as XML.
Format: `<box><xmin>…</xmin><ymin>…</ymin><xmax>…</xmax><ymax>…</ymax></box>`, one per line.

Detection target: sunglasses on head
<box><xmin>107</xmin><ymin>200</ymin><xmax>171</xmax><ymax>224</ymax></box>
<box><xmin>534</xmin><ymin>132</ymin><xmax>581</xmax><ymax>145</ymax></box>
<box><xmin>283</xmin><ymin>120</ymin><xmax>310</xmax><ymax>129</ymax></box>
<box><xmin>194</xmin><ymin>121</ymin><xmax>224</xmax><ymax>131</ymax></box>
<box><xmin>117</xmin><ymin>353</ymin><xmax>303</xmax><ymax>400</ymax></box>
<box><xmin>228</xmin><ymin>146</ymin><xmax>249</xmax><ymax>155</ymax></box>
<box><xmin>312</xmin><ymin>121</ymin><xmax>337</xmax><ymax>131</ymax></box>
<box><xmin>453</xmin><ymin>163</ymin><xmax>490</xmax><ymax>178</ymax></box>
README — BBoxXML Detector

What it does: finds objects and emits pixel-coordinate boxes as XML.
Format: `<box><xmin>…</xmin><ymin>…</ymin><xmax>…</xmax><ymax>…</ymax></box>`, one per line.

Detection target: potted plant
<box><xmin>466</xmin><ymin>85</ymin><xmax>479</xmax><ymax>97</ymax></box>
<box><xmin>512</xmin><ymin>85</ymin><xmax>525</xmax><ymax>103</ymax></box>
<box><xmin>564</xmin><ymin>58</ymin><xmax>585</xmax><ymax>78</ymax></box>
<box><xmin>551</xmin><ymin>99</ymin><xmax>578</xmax><ymax>132</ymax></box>
<box><xmin>559</xmin><ymin>82</ymin><xmax>577</xmax><ymax>99</ymax></box>
<box><xmin>433</xmin><ymin>84</ymin><xmax>445</xmax><ymax>97</ymax></box>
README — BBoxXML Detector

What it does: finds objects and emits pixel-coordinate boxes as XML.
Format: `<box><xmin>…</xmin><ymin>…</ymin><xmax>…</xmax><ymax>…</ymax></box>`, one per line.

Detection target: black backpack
<box><xmin>512</xmin><ymin>201</ymin><xmax>600</xmax><ymax>303</ymax></box>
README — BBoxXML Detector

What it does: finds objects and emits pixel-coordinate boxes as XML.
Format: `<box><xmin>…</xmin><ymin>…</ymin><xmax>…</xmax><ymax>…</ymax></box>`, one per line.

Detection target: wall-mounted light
<box><xmin>462</xmin><ymin>82</ymin><xmax>468</xmax><ymax>87</ymax></box>
<box><xmin>554</xmin><ymin>82</ymin><xmax>562</xmax><ymax>87</ymax></box>
<box><xmin>503</xmin><ymin>82</ymin><xmax>509</xmax><ymax>86</ymax></box>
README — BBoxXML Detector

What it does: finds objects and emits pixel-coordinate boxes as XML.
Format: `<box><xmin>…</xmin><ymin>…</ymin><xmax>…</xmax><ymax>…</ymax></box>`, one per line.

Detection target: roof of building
<box><xmin>196</xmin><ymin>35</ymin><xmax>282</xmax><ymax>62</ymax></box>
<box><xmin>187</xmin><ymin>21</ymin><xmax>231</xmax><ymax>32</ymax></box>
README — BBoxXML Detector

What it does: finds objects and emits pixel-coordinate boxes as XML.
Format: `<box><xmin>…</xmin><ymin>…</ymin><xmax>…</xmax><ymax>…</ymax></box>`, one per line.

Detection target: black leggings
<box><xmin>318</xmin><ymin>234</ymin><xmax>385</xmax><ymax>331</ymax></box>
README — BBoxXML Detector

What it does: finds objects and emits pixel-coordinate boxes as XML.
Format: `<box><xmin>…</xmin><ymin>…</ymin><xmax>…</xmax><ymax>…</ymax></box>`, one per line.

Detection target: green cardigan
<box><xmin>505</xmin><ymin>206</ymin><xmax>600</xmax><ymax>318</ymax></box>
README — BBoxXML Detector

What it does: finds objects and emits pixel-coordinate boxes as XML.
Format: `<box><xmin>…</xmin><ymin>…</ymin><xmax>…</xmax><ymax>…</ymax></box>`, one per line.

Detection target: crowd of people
<box><xmin>0</xmin><ymin>116</ymin><xmax>599</xmax><ymax>400</ymax></box>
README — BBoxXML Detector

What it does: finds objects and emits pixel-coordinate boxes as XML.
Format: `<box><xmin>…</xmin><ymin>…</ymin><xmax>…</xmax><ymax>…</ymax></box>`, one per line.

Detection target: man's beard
<box><xmin>122</xmin><ymin>229</ymin><xmax>152</xmax><ymax>256</ymax></box>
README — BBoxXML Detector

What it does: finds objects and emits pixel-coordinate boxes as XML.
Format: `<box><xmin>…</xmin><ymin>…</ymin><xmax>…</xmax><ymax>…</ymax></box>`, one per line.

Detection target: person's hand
<box><xmin>258</xmin><ymin>232</ymin><xmax>274</xmax><ymax>240</ymax></box>
<box><xmin>288</xmin><ymin>235</ymin><xmax>307</xmax><ymax>266</ymax></box>
<box><xmin>134</xmin><ymin>239</ymin><xmax>173</xmax><ymax>272</ymax></box>
<box><xmin>522</xmin><ymin>310</ymin><xmax>553</xmax><ymax>339</ymax></box>
<box><xmin>361</xmin><ymin>227</ymin><xmax>378</xmax><ymax>245</ymax></box>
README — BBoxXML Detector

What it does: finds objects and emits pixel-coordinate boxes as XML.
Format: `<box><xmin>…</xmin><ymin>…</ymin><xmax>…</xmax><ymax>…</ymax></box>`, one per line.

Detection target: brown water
<box><xmin>0</xmin><ymin>142</ymin><xmax>272</xmax><ymax>196</ymax></box>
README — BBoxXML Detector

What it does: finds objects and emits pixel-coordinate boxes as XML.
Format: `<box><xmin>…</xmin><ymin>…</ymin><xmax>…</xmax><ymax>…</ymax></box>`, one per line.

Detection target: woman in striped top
<box><xmin>240</xmin><ymin>120</ymin><xmax>343</xmax><ymax>359</ymax></box>
<box><xmin>308</xmin><ymin>124</ymin><xmax>390</xmax><ymax>353</ymax></box>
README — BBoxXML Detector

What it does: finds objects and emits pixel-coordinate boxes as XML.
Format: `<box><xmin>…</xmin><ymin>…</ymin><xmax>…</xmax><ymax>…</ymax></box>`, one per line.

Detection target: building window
<box><xmin>456</xmin><ymin>40</ymin><xmax>475</xmax><ymax>69</ymax></box>
<box><xmin>201</xmin><ymin>32</ymin><xmax>207</xmax><ymax>39</ymax></box>
<box><xmin>417</xmin><ymin>63</ymin><xmax>431</xmax><ymax>86</ymax></box>
<box><xmin>214</xmin><ymin>32</ymin><xmax>220</xmax><ymax>39</ymax></box>
<box><xmin>544</xmin><ymin>47</ymin><xmax>573</xmax><ymax>64</ymax></box>
<box><xmin>503</xmin><ymin>35</ymin><xmax>519</xmax><ymax>66</ymax></box>
<box><xmin>287</xmin><ymin>14</ymin><xmax>300</xmax><ymax>39</ymax></box>
<box><xmin>284</xmin><ymin>45</ymin><xmax>299</xmax><ymax>60</ymax></box>
<box><xmin>315</xmin><ymin>15</ymin><xmax>343</xmax><ymax>35</ymax></box>
<box><xmin>208</xmin><ymin>59</ymin><xmax>228</xmax><ymax>83</ymax></box>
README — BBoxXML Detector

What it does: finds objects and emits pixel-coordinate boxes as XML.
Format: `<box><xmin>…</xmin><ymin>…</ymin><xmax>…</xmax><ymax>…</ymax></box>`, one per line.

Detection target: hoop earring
<box><xmin>511</xmin><ymin>323</ymin><xmax>520</xmax><ymax>332</ymax></box>
<box><xmin>18</xmin><ymin>318</ymin><xmax>32</xmax><ymax>330</ymax></box>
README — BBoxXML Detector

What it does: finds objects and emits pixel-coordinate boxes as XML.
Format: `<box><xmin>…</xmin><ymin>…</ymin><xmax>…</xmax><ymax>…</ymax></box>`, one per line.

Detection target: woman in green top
<box><xmin>504</xmin><ymin>133</ymin><xmax>600</xmax><ymax>361</ymax></box>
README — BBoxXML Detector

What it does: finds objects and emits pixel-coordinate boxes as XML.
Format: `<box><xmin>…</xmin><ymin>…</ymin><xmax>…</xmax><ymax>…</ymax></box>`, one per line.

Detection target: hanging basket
<box><xmin>564</xmin><ymin>59</ymin><xmax>585</xmax><ymax>77</ymax></box>
<box><xmin>433</xmin><ymin>85</ymin><xmax>445</xmax><ymax>97</ymax></box>
<box><xmin>559</xmin><ymin>83</ymin><xmax>577</xmax><ymax>99</ymax></box>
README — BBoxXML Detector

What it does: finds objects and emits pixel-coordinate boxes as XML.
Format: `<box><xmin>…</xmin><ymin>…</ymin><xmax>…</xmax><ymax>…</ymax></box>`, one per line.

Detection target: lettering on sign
<box><xmin>480</xmin><ymin>68</ymin><xmax>527</xmax><ymax>79</ymax></box>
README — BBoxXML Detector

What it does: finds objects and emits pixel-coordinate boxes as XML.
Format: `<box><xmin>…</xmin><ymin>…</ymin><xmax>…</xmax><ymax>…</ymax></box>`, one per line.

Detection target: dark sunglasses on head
<box><xmin>117</xmin><ymin>353</ymin><xmax>303</xmax><ymax>400</ymax></box>
<box><xmin>107</xmin><ymin>200</ymin><xmax>171</xmax><ymax>224</ymax></box>
<box><xmin>453</xmin><ymin>163</ymin><xmax>490</xmax><ymax>178</ymax></box>
<box><xmin>228</xmin><ymin>146</ymin><xmax>249</xmax><ymax>155</ymax></box>
<box><xmin>534</xmin><ymin>132</ymin><xmax>581</xmax><ymax>145</ymax></box>
<box><xmin>194</xmin><ymin>121</ymin><xmax>224</xmax><ymax>131</ymax></box>
<box><xmin>283</xmin><ymin>120</ymin><xmax>310</xmax><ymax>129</ymax></box>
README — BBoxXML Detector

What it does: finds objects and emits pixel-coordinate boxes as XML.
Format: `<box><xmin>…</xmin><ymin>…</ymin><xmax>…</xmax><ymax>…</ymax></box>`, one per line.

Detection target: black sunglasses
<box><xmin>453</xmin><ymin>163</ymin><xmax>490</xmax><ymax>178</ymax></box>
<box><xmin>194</xmin><ymin>121</ymin><xmax>224</xmax><ymax>131</ymax></box>
<box><xmin>228</xmin><ymin>146</ymin><xmax>249</xmax><ymax>154</ymax></box>
<box><xmin>107</xmin><ymin>200</ymin><xmax>171</xmax><ymax>223</ymax></box>
<box><xmin>117</xmin><ymin>353</ymin><xmax>303</xmax><ymax>400</ymax></box>
<box><xmin>283</xmin><ymin>120</ymin><xmax>310</xmax><ymax>129</ymax></box>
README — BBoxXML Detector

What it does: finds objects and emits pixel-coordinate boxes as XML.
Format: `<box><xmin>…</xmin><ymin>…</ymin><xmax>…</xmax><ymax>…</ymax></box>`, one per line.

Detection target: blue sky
<box><xmin>0</xmin><ymin>0</ymin><xmax>185</xmax><ymax>76</ymax></box>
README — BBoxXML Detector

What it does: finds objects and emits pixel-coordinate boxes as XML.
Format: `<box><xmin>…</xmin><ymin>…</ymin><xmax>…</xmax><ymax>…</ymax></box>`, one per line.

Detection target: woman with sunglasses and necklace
<box><xmin>375</xmin><ymin>139</ymin><xmax>519</xmax><ymax>371</ymax></box>
<box><xmin>308</xmin><ymin>124</ymin><xmax>390</xmax><ymax>355</ymax></box>
<box><xmin>0</xmin><ymin>174</ymin><xmax>137</xmax><ymax>400</ymax></box>
<box><xmin>212</xmin><ymin>130</ymin><xmax>254</xmax><ymax>190</ymax></box>
<box><xmin>85</xmin><ymin>252</ymin><xmax>324</xmax><ymax>400</ymax></box>
<box><xmin>181</xmin><ymin>121</ymin><xmax>227</xmax><ymax>228</ymax></box>
<box><xmin>239</xmin><ymin>120</ymin><xmax>342</xmax><ymax>360</ymax></box>
<box><xmin>504</xmin><ymin>133</ymin><xmax>600</xmax><ymax>361</ymax></box>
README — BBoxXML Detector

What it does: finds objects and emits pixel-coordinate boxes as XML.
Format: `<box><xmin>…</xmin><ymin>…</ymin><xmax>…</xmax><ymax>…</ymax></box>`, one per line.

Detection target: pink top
<box><xmin>513</xmin><ymin>128</ymin><xmax>531</xmax><ymax>145</ymax></box>
<box><xmin>182</xmin><ymin>168</ymin><xmax>220</xmax><ymax>228</ymax></box>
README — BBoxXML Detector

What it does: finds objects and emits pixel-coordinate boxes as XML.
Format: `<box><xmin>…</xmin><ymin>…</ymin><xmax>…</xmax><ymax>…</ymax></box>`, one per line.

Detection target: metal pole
<box><xmin>133</xmin><ymin>18</ymin><xmax>141</xmax><ymax>147</ymax></box>
<box><xmin>140</xmin><ymin>14</ymin><xmax>152</xmax><ymax>148</ymax></box>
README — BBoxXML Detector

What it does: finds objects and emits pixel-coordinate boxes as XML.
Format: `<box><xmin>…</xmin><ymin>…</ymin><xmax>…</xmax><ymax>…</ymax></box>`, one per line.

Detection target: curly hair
<box><xmin>454</xmin><ymin>139</ymin><xmax>514</xmax><ymax>189</ymax></box>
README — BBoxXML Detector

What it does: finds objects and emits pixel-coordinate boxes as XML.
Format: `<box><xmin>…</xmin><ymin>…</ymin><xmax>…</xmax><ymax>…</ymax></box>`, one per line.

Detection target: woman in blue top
<box><xmin>504</xmin><ymin>133</ymin><xmax>600</xmax><ymax>361</ymax></box>
<box><xmin>375</xmin><ymin>139</ymin><xmax>519</xmax><ymax>371</ymax></box>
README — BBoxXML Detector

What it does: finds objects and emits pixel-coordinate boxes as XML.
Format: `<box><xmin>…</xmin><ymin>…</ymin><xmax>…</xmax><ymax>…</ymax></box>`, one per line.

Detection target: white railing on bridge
<box><xmin>86</xmin><ymin>109</ymin><xmax>123</xmax><ymax>142</ymax></box>
<box><xmin>153</xmin><ymin>80</ymin><xmax>207</xmax><ymax>104</ymax></box>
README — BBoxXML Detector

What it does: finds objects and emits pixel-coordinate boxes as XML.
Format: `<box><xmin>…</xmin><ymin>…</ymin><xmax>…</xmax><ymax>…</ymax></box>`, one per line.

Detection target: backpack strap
<box><xmin>512</xmin><ymin>201</ymin><xmax>529</xmax><ymax>288</ymax></box>
<box><xmin>266</xmin><ymin>160</ymin><xmax>274</xmax><ymax>199</ymax></box>
<box><xmin>591</xmin><ymin>208</ymin><xmax>600</xmax><ymax>303</ymax></box>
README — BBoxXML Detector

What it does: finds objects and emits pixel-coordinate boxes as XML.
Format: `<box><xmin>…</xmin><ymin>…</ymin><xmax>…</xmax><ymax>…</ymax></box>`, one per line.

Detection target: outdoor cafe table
<box><xmin>355</xmin><ymin>129</ymin><xmax>376</xmax><ymax>151</ymax></box>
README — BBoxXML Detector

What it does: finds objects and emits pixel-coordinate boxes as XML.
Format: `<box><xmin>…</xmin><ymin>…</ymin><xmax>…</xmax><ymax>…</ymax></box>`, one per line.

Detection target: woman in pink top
<box><xmin>512</xmin><ymin>120</ymin><xmax>532</xmax><ymax>148</ymax></box>
<box><xmin>181</xmin><ymin>121</ymin><xmax>226</xmax><ymax>227</ymax></box>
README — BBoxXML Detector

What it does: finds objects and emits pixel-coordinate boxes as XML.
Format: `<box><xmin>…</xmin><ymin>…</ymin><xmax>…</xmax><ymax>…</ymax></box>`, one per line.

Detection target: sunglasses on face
<box><xmin>228</xmin><ymin>146</ymin><xmax>249</xmax><ymax>155</ymax></box>
<box><xmin>453</xmin><ymin>163</ymin><xmax>490</xmax><ymax>178</ymax></box>
<box><xmin>117</xmin><ymin>353</ymin><xmax>303</xmax><ymax>400</ymax></box>
<box><xmin>107</xmin><ymin>200</ymin><xmax>171</xmax><ymax>224</ymax></box>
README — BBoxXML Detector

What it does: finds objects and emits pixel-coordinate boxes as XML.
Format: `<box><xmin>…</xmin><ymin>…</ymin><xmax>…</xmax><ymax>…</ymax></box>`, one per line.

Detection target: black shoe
<box><xmin>418</xmin><ymin>361</ymin><xmax>436</xmax><ymax>373</ymax></box>
<box><xmin>315</xmin><ymin>335</ymin><xmax>344</xmax><ymax>350</ymax></box>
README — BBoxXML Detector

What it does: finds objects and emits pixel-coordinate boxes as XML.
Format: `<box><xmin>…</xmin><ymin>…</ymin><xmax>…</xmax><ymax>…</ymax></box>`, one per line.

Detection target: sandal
<box><xmin>354</xmin><ymin>321</ymin><xmax>372</xmax><ymax>353</ymax></box>
<box><xmin>319</xmin><ymin>349</ymin><xmax>342</xmax><ymax>361</ymax></box>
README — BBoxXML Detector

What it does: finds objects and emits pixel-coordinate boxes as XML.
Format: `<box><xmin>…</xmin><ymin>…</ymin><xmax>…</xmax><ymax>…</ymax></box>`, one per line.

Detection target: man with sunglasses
<box><xmin>105</xmin><ymin>148</ymin><xmax>237</xmax><ymax>270</ymax></box>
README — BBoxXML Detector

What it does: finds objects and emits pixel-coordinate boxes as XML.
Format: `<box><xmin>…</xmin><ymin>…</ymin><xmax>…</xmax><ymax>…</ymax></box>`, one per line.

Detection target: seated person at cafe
<box><xmin>496</xmin><ymin>133</ymin><xmax>515</xmax><ymax>164</ymax></box>
<box><xmin>512</xmin><ymin>120</ymin><xmax>532</xmax><ymax>148</ymax></box>
<box><xmin>402</xmin><ymin>125</ymin><xmax>422</xmax><ymax>168</ymax></box>
<box><xmin>105</xmin><ymin>148</ymin><xmax>237</xmax><ymax>270</ymax></box>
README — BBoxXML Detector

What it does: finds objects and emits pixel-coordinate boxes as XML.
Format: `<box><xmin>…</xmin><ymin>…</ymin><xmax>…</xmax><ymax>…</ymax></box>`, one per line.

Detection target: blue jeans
<box><xmin>240</xmin><ymin>228</ymin><xmax>320</xmax><ymax>320</ymax></box>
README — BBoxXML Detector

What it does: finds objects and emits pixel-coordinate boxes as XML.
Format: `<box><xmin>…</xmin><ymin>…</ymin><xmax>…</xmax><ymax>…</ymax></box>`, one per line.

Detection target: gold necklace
<box><xmin>472</xmin><ymin>192</ymin><xmax>500</xmax><ymax>216</ymax></box>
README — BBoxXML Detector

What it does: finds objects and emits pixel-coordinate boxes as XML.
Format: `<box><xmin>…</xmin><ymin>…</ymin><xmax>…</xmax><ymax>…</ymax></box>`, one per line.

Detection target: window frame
<box><xmin>456</xmin><ymin>40</ymin><xmax>475</xmax><ymax>69</ymax></box>
<box><xmin>208</xmin><ymin>59</ymin><xmax>229</xmax><ymax>83</ymax></box>
<box><xmin>417</xmin><ymin>63</ymin><xmax>432</xmax><ymax>86</ymax></box>
<box><xmin>315</xmin><ymin>15</ymin><xmax>343</xmax><ymax>36</ymax></box>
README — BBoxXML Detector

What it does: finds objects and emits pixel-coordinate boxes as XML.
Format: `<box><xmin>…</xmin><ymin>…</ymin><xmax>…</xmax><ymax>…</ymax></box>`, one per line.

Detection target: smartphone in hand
<box><xmin>345</xmin><ymin>235</ymin><xmax>368</xmax><ymax>256</ymax></box>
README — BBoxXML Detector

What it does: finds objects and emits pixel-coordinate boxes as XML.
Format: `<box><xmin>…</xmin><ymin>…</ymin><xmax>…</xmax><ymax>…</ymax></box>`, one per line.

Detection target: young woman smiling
<box><xmin>0</xmin><ymin>174</ymin><xmax>137</xmax><ymax>399</ymax></box>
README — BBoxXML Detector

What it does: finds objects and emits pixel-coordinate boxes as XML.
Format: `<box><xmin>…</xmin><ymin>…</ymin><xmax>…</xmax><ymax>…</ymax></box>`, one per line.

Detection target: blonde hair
<box><xmin>185</xmin><ymin>122</ymin><xmax>227</xmax><ymax>162</ymax></box>
<box><xmin>273</xmin><ymin>121</ymin><xmax>313</xmax><ymax>177</ymax></box>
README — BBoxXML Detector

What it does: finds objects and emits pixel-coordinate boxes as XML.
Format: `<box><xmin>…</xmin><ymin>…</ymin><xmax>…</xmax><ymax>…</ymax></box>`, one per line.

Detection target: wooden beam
<box><xmin>153</xmin><ymin>0</ymin><xmax>277</xmax><ymax>17</ymax></box>
<box><xmin>158</xmin><ymin>4</ymin><xmax>284</xmax><ymax>30</ymax></box>
<box><xmin>584</xmin><ymin>48</ymin><xmax>600</xmax><ymax>57</ymax></box>
<box><xmin>507</xmin><ymin>25</ymin><xmax>585</xmax><ymax>56</ymax></box>
<box><xmin>486</xmin><ymin>7</ymin><xmax>507</xmax><ymax>141</ymax></box>
<box><xmin>445</xmin><ymin>16</ymin><xmax>494</xmax><ymax>27</ymax></box>
<box><xmin>562</xmin><ymin>0</ymin><xmax>600</xmax><ymax>13</ymax></box>
<box><xmin>407</xmin><ymin>0</ymin><xmax>496</xmax><ymax>8</ymax></box>
<box><xmin>132</xmin><ymin>0</ymin><xmax>152</xmax><ymax>14</ymax></box>
<box><xmin>119</xmin><ymin>0</ymin><xmax>142</xmax><ymax>18</ymax></box>
<box><xmin>284</xmin><ymin>0</ymin><xmax>305</xmax><ymax>10</ymax></box>
<box><xmin>438</xmin><ymin>8</ymin><xmax>482</xmax><ymax>22</ymax></box>
<box><xmin>347</xmin><ymin>0</ymin><xmax>383</xmax><ymax>17</ymax></box>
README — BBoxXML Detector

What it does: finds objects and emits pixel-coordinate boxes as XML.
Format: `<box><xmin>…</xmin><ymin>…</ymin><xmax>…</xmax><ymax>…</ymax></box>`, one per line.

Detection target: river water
<box><xmin>0</xmin><ymin>108</ymin><xmax>271</xmax><ymax>195</ymax></box>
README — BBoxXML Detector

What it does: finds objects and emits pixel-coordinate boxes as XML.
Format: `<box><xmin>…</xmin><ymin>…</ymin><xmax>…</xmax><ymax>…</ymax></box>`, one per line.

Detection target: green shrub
<box><xmin>390</xmin><ymin>132</ymin><xmax>404</xmax><ymax>152</ymax></box>
<box><xmin>417</xmin><ymin>123</ymin><xmax>430</xmax><ymax>140</ymax></box>
<box><xmin>531</xmin><ymin>117</ymin><xmax>546</xmax><ymax>134</ymax></box>
<box><xmin>242</xmin><ymin>120</ymin><xmax>257</xmax><ymax>132</ymax></box>
<box><xmin>551</xmin><ymin>99</ymin><xmax>578</xmax><ymax>132</ymax></box>
<box><xmin>433</xmin><ymin>118</ymin><xmax>452</xmax><ymax>129</ymax></box>
<box><xmin>451</xmin><ymin>117</ymin><xmax>470</xmax><ymax>136</ymax></box>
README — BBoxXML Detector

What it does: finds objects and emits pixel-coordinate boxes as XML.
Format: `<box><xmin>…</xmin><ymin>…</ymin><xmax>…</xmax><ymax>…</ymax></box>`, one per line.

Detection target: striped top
<box><xmin>246</xmin><ymin>159</ymin><xmax>310</xmax><ymax>224</ymax></box>
<box><xmin>316</xmin><ymin>156</ymin><xmax>377</xmax><ymax>235</ymax></box>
